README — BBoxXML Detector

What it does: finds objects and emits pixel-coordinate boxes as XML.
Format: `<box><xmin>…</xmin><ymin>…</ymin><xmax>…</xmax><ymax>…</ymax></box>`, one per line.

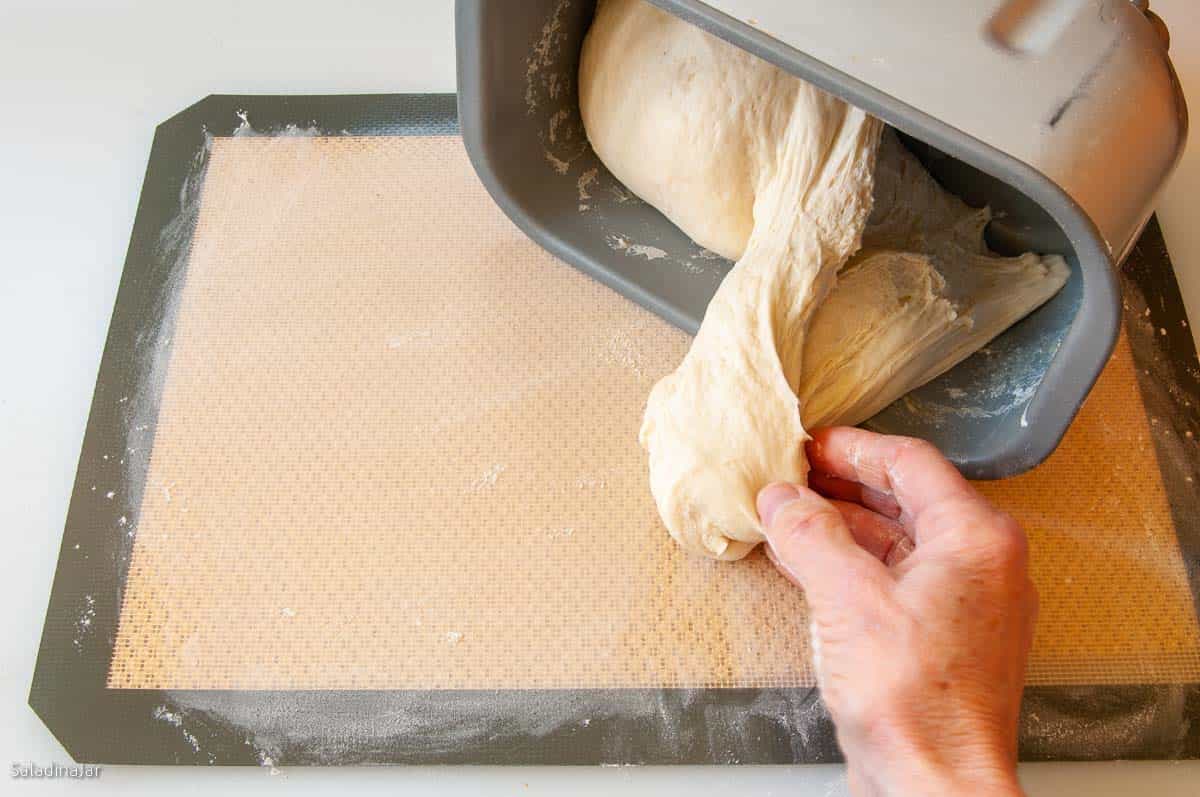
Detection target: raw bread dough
<box><xmin>581</xmin><ymin>0</ymin><xmax>881</xmax><ymax>560</ymax></box>
<box><xmin>798</xmin><ymin>133</ymin><xmax>1070</xmax><ymax>428</ymax></box>
<box><xmin>579</xmin><ymin>0</ymin><xmax>1068</xmax><ymax>559</ymax></box>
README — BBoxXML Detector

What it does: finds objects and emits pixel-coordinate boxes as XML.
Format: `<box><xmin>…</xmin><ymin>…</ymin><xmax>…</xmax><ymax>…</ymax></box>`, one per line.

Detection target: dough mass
<box><xmin>579</xmin><ymin>0</ymin><xmax>1068</xmax><ymax>559</ymax></box>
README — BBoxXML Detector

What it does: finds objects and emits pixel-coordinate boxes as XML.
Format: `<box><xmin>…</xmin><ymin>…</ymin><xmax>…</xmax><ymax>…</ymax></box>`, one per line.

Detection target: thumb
<box><xmin>757</xmin><ymin>482</ymin><xmax>892</xmax><ymax>608</ymax></box>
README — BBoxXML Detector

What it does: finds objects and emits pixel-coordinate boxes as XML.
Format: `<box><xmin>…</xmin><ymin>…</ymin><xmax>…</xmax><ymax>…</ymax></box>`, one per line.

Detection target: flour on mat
<box><xmin>73</xmin><ymin>594</ymin><xmax>96</xmax><ymax>653</ymax></box>
<box><xmin>232</xmin><ymin>109</ymin><xmax>321</xmax><ymax>139</ymax></box>
<box><xmin>163</xmin><ymin>686</ymin><xmax>829</xmax><ymax>767</ymax></box>
<box><xmin>386</xmin><ymin>330</ymin><xmax>434</xmax><ymax>348</ymax></box>
<box><xmin>469</xmin><ymin>464</ymin><xmax>507</xmax><ymax>492</ymax></box>
<box><xmin>601</xmin><ymin>319</ymin><xmax>656</xmax><ymax>380</ymax></box>
<box><xmin>152</xmin><ymin>705</ymin><xmax>202</xmax><ymax>753</ymax></box>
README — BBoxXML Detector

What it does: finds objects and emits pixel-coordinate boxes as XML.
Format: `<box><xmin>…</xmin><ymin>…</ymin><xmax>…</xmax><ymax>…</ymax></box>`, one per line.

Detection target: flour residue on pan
<box><xmin>526</xmin><ymin>0</ymin><xmax>588</xmax><ymax>176</ymax></box>
<box><xmin>522</xmin><ymin>0</ymin><xmax>726</xmax><ymax>286</ymax></box>
<box><xmin>606</xmin><ymin>233</ymin><xmax>711</xmax><ymax>278</ymax></box>
<box><xmin>524</xmin><ymin>0</ymin><xmax>570</xmax><ymax>114</ymax></box>
<box><xmin>577</xmin><ymin>166</ymin><xmax>598</xmax><ymax>210</ymax></box>
<box><xmin>890</xmin><ymin>332</ymin><xmax>1063</xmax><ymax>427</ymax></box>
<box><xmin>606</xmin><ymin>234</ymin><xmax>667</xmax><ymax>261</ymax></box>
<box><xmin>606</xmin><ymin>180</ymin><xmax>642</xmax><ymax>205</ymax></box>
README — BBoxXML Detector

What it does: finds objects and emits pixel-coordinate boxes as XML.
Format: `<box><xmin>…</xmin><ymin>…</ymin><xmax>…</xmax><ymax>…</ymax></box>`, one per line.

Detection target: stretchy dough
<box><xmin>579</xmin><ymin>0</ymin><xmax>1068</xmax><ymax>559</ymax></box>
<box><xmin>799</xmin><ymin>133</ymin><xmax>1070</xmax><ymax>429</ymax></box>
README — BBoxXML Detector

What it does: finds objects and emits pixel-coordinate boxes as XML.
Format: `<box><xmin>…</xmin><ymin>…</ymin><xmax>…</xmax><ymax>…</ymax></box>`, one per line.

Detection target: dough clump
<box><xmin>579</xmin><ymin>0</ymin><xmax>1068</xmax><ymax>559</ymax></box>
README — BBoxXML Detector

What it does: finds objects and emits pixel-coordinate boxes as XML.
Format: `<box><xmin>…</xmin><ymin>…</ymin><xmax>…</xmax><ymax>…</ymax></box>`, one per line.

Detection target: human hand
<box><xmin>757</xmin><ymin>427</ymin><xmax>1036</xmax><ymax>797</ymax></box>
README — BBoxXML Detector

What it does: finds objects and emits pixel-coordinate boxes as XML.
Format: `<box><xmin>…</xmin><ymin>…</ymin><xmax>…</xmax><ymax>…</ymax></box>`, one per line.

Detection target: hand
<box><xmin>757</xmin><ymin>427</ymin><xmax>1036</xmax><ymax>797</ymax></box>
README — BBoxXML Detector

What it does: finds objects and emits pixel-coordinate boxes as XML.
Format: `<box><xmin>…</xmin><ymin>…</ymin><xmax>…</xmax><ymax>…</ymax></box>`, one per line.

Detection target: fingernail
<box><xmin>757</xmin><ymin>482</ymin><xmax>802</xmax><ymax>527</ymax></box>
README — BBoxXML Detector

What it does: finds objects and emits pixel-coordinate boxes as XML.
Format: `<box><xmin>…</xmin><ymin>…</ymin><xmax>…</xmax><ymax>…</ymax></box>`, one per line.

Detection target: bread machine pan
<box><xmin>455</xmin><ymin>0</ymin><xmax>1187</xmax><ymax>478</ymax></box>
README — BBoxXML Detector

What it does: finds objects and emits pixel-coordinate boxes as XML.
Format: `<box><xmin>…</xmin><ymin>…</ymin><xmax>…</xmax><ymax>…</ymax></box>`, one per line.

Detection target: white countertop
<box><xmin>2</xmin><ymin>1</ymin><xmax>1198</xmax><ymax>794</ymax></box>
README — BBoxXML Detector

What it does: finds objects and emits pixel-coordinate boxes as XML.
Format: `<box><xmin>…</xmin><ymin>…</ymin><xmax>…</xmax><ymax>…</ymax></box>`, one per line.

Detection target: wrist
<box><xmin>853</xmin><ymin>716</ymin><xmax>1022</xmax><ymax>797</ymax></box>
<box><xmin>905</xmin><ymin>763</ymin><xmax>1022</xmax><ymax>797</ymax></box>
<box><xmin>863</xmin><ymin>755</ymin><xmax>1021</xmax><ymax>797</ymax></box>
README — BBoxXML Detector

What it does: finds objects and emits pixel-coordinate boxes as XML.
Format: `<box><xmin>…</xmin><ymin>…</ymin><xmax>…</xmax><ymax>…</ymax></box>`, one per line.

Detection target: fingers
<box><xmin>808</xmin><ymin>469</ymin><xmax>914</xmax><ymax>565</ymax></box>
<box><xmin>764</xmin><ymin>500</ymin><xmax>911</xmax><ymax>577</ymax></box>
<box><xmin>757</xmin><ymin>482</ymin><xmax>892</xmax><ymax>607</ymax></box>
<box><xmin>829</xmin><ymin>500</ymin><xmax>914</xmax><ymax>567</ymax></box>
<box><xmin>806</xmin><ymin>427</ymin><xmax>984</xmax><ymax>539</ymax></box>
<box><xmin>809</xmin><ymin>471</ymin><xmax>902</xmax><ymax>519</ymax></box>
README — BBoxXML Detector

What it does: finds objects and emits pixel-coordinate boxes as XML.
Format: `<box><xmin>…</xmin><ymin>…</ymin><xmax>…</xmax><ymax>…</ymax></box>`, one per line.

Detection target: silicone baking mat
<box><xmin>31</xmin><ymin>95</ymin><xmax>1200</xmax><ymax>765</ymax></box>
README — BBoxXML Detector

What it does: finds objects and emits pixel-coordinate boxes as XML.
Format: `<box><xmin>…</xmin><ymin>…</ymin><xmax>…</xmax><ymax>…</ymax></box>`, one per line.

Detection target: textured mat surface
<box><xmin>107</xmin><ymin>134</ymin><xmax>1200</xmax><ymax>691</ymax></box>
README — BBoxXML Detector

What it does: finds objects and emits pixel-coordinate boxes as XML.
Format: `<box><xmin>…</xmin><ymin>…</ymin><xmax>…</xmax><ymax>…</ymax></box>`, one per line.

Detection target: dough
<box><xmin>581</xmin><ymin>0</ymin><xmax>881</xmax><ymax>560</ymax></box>
<box><xmin>579</xmin><ymin>0</ymin><xmax>1068</xmax><ymax>559</ymax></box>
<box><xmin>798</xmin><ymin>133</ymin><xmax>1069</xmax><ymax>428</ymax></box>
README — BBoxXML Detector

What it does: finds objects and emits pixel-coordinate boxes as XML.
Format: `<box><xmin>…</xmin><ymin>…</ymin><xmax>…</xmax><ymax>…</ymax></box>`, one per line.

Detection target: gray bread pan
<box><xmin>455</xmin><ymin>0</ymin><xmax>1188</xmax><ymax>478</ymax></box>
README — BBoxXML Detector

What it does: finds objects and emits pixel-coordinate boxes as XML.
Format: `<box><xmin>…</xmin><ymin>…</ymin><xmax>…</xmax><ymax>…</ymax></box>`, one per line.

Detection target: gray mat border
<box><xmin>29</xmin><ymin>94</ymin><xmax>1200</xmax><ymax>765</ymax></box>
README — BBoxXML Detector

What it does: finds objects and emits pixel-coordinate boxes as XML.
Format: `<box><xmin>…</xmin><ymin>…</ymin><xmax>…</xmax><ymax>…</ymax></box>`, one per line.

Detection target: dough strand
<box><xmin>579</xmin><ymin>0</ymin><xmax>1068</xmax><ymax>559</ymax></box>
